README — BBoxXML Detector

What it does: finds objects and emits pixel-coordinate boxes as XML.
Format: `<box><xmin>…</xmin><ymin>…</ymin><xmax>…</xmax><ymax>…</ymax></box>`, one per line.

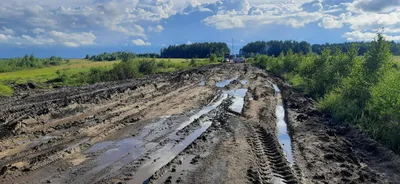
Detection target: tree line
<box><xmin>160</xmin><ymin>42</ymin><xmax>230</xmax><ymax>58</ymax></box>
<box><xmin>248</xmin><ymin>34</ymin><xmax>400</xmax><ymax>153</ymax></box>
<box><xmin>86</xmin><ymin>52</ymin><xmax>160</xmax><ymax>62</ymax></box>
<box><xmin>240</xmin><ymin>40</ymin><xmax>400</xmax><ymax>57</ymax></box>
<box><xmin>0</xmin><ymin>54</ymin><xmax>64</xmax><ymax>73</ymax></box>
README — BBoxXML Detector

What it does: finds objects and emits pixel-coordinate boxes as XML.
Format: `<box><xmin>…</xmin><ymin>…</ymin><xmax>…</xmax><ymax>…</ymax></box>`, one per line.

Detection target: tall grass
<box><xmin>0</xmin><ymin>83</ymin><xmax>13</xmax><ymax>97</ymax></box>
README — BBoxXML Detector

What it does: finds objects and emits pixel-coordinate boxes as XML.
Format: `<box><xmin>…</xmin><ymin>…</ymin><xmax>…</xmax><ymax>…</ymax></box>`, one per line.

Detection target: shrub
<box><xmin>0</xmin><ymin>83</ymin><xmax>13</xmax><ymax>97</ymax></box>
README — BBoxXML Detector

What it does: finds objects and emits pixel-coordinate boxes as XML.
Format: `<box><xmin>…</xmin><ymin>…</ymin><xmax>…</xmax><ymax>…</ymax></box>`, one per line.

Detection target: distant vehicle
<box><xmin>233</xmin><ymin>57</ymin><xmax>246</xmax><ymax>63</ymax></box>
<box><xmin>223</xmin><ymin>54</ymin><xmax>245</xmax><ymax>63</ymax></box>
<box><xmin>223</xmin><ymin>53</ymin><xmax>230</xmax><ymax>62</ymax></box>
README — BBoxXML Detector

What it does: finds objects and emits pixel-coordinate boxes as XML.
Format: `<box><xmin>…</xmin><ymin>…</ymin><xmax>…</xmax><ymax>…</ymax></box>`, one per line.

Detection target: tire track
<box><xmin>246</xmin><ymin>125</ymin><xmax>298</xmax><ymax>184</ymax></box>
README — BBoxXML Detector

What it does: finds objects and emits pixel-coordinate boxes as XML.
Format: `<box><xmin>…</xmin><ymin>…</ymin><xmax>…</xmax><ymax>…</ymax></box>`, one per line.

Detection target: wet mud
<box><xmin>0</xmin><ymin>64</ymin><xmax>400</xmax><ymax>184</ymax></box>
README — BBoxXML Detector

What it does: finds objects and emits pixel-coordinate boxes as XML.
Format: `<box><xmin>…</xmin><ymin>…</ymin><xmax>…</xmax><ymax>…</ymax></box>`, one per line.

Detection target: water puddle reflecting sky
<box><xmin>216</xmin><ymin>77</ymin><xmax>238</xmax><ymax>87</ymax></box>
<box><xmin>273</xmin><ymin>84</ymin><xmax>294</xmax><ymax>165</ymax></box>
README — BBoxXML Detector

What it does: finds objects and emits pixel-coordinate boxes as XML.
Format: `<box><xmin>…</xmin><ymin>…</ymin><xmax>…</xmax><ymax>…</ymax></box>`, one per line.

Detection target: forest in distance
<box><xmin>84</xmin><ymin>40</ymin><xmax>400</xmax><ymax>61</ymax></box>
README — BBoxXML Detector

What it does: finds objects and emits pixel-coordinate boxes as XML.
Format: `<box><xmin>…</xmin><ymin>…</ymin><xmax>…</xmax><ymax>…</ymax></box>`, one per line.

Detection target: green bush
<box><xmin>0</xmin><ymin>83</ymin><xmax>13</xmax><ymax>97</ymax></box>
<box><xmin>0</xmin><ymin>54</ymin><xmax>63</xmax><ymax>73</ymax></box>
<box><xmin>139</xmin><ymin>59</ymin><xmax>157</xmax><ymax>75</ymax></box>
<box><xmin>250</xmin><ymin>33</ymin><xmax>400</xmax><ymax>153</ymax></box>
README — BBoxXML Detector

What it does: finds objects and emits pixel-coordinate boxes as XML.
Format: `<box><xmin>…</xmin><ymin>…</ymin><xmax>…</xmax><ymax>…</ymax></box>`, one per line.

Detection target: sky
<box><xmin>1</xmin><ymin>0</ymin><xmax>400</xmax><ymax>58</ymax></box>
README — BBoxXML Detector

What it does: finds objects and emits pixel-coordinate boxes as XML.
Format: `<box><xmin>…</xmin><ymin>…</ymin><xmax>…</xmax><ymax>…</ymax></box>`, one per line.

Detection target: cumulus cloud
<box><xmin>0</xmin><ymin>0</ymin><xmax>182</xmax><ymax>47</ymax></box>
<box><xmin>302</xmin><ymin>0</ymin><xmax>323</xmax><ymax>12</ymax></box>
<box><xmin>0</xmin><ymin>30</ymin><xmax>96</xmax><ymax>47</ymax></box>
<box><xmin>132</xmin><ymin>39</ymin><xmax>151</xmax><ymax>46</ymax></box>
<box><xmin>343</xmin><ymin>31</ymin><xmax>400</xmax><ymax>41</ymax></box>
<box><xmin>353</xmin><ymin>0</ymin><xmax>400</xmax><ymax>12</ymax></box>
<box><xmin>0</xmin><ymin>27</ymin><xmax>15</xmax><ymax>35</ymax></box>
<box><xmin>32</xmin><ymin>28</ymin><xmax>45</xmax><ymax>34</ymax></box>
<box><xmin>203</xmin><ymin>11</ymin><xmax>323</xmax><ymax>29</ymax></box>
<box><xmin>318</xmin><ymin>15</ymin><xmax>343</xmax><ymax>29</ymax></box>
<box><xmin>202</xmin><ymin>0</ymin><xmax>324</xmax><ymax>29</ymax></box>
<box><xmin>110</xmin><ymin>24</ymin><xmax>146</xmax><ymax>37</ymax></box>
<box><xmin>148</xmin><ymin>25</ymin><xmax>164</xmax><ymax>32</ymax></box>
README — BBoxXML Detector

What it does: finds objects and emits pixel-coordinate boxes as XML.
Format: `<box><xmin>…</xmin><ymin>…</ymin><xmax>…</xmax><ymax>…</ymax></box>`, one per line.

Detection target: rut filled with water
<box><xmin>273</xmin><ymin>84</ymin><xmax>294</xmax><ymax>165</ymax></box>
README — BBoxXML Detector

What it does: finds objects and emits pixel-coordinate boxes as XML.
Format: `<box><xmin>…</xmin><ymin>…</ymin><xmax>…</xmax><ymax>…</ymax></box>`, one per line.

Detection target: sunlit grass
<box><xmin>0</xmin><ymin>58</ymin><xmax>209</xmax><ymax>84</ymax></box>
<box><xmin>393</xmin><ymin>56</ymin><xmax>400</xmax><ymax>64</ymax></box>
<box><xmin>0</xmin><ymin>59</ymin><xmax>119</xmax><ymax>84</ymax></box>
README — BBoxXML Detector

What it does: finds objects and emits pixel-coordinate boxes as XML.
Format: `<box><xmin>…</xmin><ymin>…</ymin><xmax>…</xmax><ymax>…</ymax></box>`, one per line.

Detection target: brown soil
<box><xmin>0</xmin><ymin>64</ymin><xmax>399</xmax><ymax>184</ymax></box>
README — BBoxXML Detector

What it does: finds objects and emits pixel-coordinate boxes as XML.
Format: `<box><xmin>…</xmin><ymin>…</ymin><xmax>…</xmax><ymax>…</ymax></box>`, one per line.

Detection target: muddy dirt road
<box><xmin>1</xmin><ymin>64</ymin><xmax>400</xmax><ymax>184</ymax></box>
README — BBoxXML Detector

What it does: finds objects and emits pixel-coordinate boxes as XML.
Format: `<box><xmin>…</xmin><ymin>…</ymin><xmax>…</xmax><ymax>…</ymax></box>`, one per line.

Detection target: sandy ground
<box><xmin>0</xmin><ymin>64</ymin><xmax>399</xmax><ymax>184</ymax></box>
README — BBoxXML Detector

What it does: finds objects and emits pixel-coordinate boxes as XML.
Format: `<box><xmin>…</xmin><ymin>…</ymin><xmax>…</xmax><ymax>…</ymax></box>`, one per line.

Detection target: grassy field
<box><xmin>0</xmin><ymin>59</ymin><xmax>119</xmax><ymax>84</ymax></box>
<box><xmin>0</xmin><ymin>58</ymin><xmax>205</xmax><ymax>84</ymax></box>
<box><xmin>393</xmin><ymin>56</ymin><xmax>400</xmax><ymax>64</ymax></box>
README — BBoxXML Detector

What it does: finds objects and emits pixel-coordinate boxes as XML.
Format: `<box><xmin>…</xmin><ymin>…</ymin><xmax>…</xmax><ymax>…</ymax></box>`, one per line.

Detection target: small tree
<box><xmin>189</xmin><ymin>58</ymin><xmax>196</xmax><ymax>67</ymax></box>
<box><xmin>209</xmin><ymin>53</ymin><xmax>218</xmax><ymax>62</ymax></box>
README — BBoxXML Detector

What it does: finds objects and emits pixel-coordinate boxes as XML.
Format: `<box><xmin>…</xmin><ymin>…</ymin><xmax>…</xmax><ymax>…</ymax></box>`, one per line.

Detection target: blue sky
<box><xmin>1</xmin><ymin>0</ymin><xmax>400</xmax><ymax>58</ymax></box>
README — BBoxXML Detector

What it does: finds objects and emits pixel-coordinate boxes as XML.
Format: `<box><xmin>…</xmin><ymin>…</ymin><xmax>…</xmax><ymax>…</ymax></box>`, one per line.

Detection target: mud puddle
<box><xmin>176</xmin><ymin>93</ymin><xmax>227</xmax><ymax>130</ymax></box>
<box><xmin>131</xmin><ymin>121</ymin><xmax>213</xmax><ymax>184</ymax></box>
<box><xmin>225</xmin><ymin>89</ymin><xmax>248</xmax><ymax>114</ymax></box>
<box><xmin>81</xmin><ymin>94</ymin><xmax>226</xmax><ymax>181</ymax></box>
<box><xmin>273</xmin><ymin>85</ymin><xmax>294</xmax><ymax>165</ymax></box>
<box><xmin>216</xmin><ymin>77</ymin><xmax>238</xmax><ymax>87</ymax></box>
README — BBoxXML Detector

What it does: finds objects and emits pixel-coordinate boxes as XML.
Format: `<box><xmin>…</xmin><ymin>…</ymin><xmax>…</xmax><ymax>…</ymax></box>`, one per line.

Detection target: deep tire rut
<box><xmin>246</xmin><ymin>125</ymin><xmax>298</xmax><ymax>184</ymax></box>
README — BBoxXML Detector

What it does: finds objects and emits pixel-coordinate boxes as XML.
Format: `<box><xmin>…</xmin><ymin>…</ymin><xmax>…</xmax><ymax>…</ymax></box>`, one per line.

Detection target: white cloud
<box><xmin>353</xmin><ymin>0</ymin><xmax>400</xmax><ymax>12</ymax></box>
<box><xmin>148</xmin><ymin>25</ymin><xmax>164</xmax><ymax>32</ymax></box>
<box><xmin>0</xmin><ymin>34</ymin><xmax>12</xmax><ymax>41</ymax></box>
<box><xmin>385</xmin><ymin>27</ymin><xmax>400</xmax><ymax>33</ymax></box>
<box><xmin>187</xmin><ymin>40</ymin><xmax>192</xmax><ymax>44</ymax></box>
<box><xmin>0</xmin><ymin>27</ymin><xmax>14</xmax><ymax>35</ymax></box>
<box><xmin>132</xmin><ymin>39</ymin><xmax>151</xmax><ymax>46</ymax></box>
<box><xmin>47</xmin><ymin>31</ymin><xmax>96</xmax><ymax>47</ymax></box>
<box><xmin>318</xmin><ymin>15</ymin><xmax>343</xmax><ymax>29</ymax></box>
<box><xmin>32</xmin><ymin>28</ymin><xmax>45</xmax><ymax>34</ymax></box>
<box><xmin>202</xmin><ymin>1</ymin><xmax>324</xmax><ymax>29</ymax></box>
<box><xmin>343</xmin><ymin>31</ymin><xmax>400</xmax><ymax>41</ymax></box>
<box><xmin>203</xmin><ymin>11</ymin><xmax>323</xmax><ymax>29</ymax></box>
<box><xmin>110</xmin><ymin>24</ymin><xmax>146</xmax><ymax>37</ymax></box>
<box><xmin>0</xmin><ymin>30</ymin><xmax>96</xmax><ymax>47</ymax></box>
<box><xmin>0</xmin><ymin>0</ymin><xmax>181</xmax><ymax>47</ymax></box>
<box><xmin>302</xmin><ymin>0</ymin><xmax>323</xmax><ymax>12</ymax></box>
<box><xmin>343</xmin><ymin>31</ymin><xmax>377</xmax><ymax>41</ymax></box>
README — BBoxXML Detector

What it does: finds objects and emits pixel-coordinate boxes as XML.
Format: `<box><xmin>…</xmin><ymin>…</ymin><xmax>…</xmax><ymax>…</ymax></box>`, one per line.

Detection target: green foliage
<box><xmin>138</xmin><ymin>59</ymin><xmax>157</xmax><ymax>75</ymax></box>
<box><xmin>55</xmin><ymin>57</ymin><xmax>210</xmax><ymax>86</ymax></box>
<box><xmin>0</xmin><ymin>83</ymin><xmax>13</xmax><ymax>97</ymax></box>
<box><xmin>189</xmin><ymin>58</ymin><xmax>196</xmax><ymax>67</ymax></box>
<box><xmin>250</xmin><ymin>33</ymin><xmax>400</xmax><ymax>153</ymax></box>
<box><xmin>241</xmin><ymin>39</ymin><xmax>400</xmax><ymax>57</ymax></box>
<box><xmin>240</xmin><ymin>40</ymin><xmax>312</xmax><ymax>57</ymax></box>
<box><xmin>161</xmin><ymin>42</ymin><xmax>230</xmax><ymax>58</ymax></box>
<box><xmin>209</xmin><ymin>53</ymin><xmax>218</xmax><ymax>62</ymax></box>
<box><xmin>89</xmin><ymin>52</ymin><xmax>159</xmax><ymax>62</ymax></box>
<box><xmin>0</xmin><ymin>54</ymin><xmax>63</xmax><ymax>73</ymax></box>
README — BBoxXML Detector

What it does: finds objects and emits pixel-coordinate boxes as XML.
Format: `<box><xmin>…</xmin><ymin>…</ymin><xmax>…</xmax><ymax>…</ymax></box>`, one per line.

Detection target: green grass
<box><xmin>394</xmin><ymin>56</ymin><xmax>400</xmax><ymax>64</ymax></box>
<box><xmin>0</xmin><ymin>58</ymin><xmax>214</xmax><ymax>95</ymax></box>
<box><xmin>0</xmin><ymin>83</ymin><xmax>13</xmax><ymax>96</ymax></box>
<box><xmin>154</xmin><ymin>58</ymin><xmax>206</xmax><ymax>63</ymax></box>
<box><xmin>0</xmin><ymin>59</ymin><xmax>119</xmax><ymax>84</ymax></box>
